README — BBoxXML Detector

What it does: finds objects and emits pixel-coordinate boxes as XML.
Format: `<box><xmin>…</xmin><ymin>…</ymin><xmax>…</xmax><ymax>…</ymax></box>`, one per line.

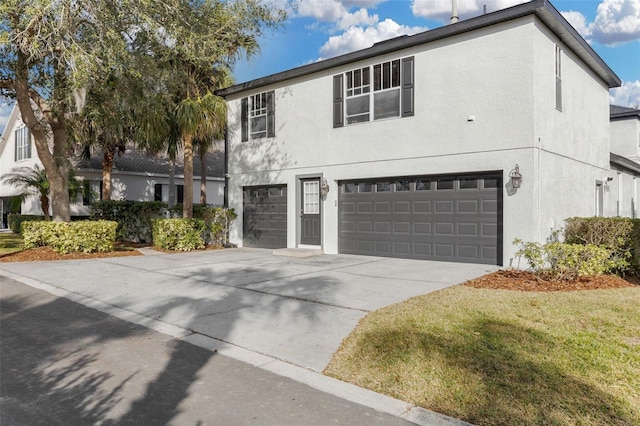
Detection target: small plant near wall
<box><xmin>513</xmin><ymin>239</ymin><xmax>615</xmax><ymax>281</ymax></box>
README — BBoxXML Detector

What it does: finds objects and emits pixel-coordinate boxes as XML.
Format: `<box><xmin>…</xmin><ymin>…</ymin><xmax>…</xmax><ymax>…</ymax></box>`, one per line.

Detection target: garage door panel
<box><xmin>375</xmin><ymin>222</ymin><xmax>391</xmax><ymax>233</ymax></box>
<box><xmin>413</xmin><ymin>200</ymin><xmax>432</xmax><ymax>213</ymax></box>
<box><xmin>375</xmin><ymin>202</ymin><xmax>391</xmax><ymax>213</ymax></box>
<box><xmin>339</xmin><ymin>173</ymin><xmax>502</xmax><ymax>265</ymax></box>
<box><xmin>435</xmin><ymin>200</ymin><xmax>454</xmax><ymax>213</ymax></box>
<box><xmin>458</xmin><ymin>200</ymin><xmax>479</xmax><ymax>214</ymax></box>
<box><xmin>243</xmin><ymin>185</ymin><xmax>287</xmax><ymax>249</ymax></box>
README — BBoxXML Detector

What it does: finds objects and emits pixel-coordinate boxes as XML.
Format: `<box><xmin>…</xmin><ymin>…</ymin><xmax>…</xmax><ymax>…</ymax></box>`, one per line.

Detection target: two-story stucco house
<box><xmin>0</xmin><ymin>105</ymin><xmax>225</xmax><ymax>226</ymax></box>
<box><xmin>607</xmin><ymin>105</ymin><xmax>640</xmax><ymax>218</ymax></box>
<box><xmin>216</xmin><ymin>0</ymin><xmax>621</xmax><ymax>266</ymax></box>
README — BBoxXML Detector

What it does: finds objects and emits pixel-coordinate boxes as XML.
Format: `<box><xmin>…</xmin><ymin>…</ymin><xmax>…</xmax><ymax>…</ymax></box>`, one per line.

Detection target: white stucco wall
<box><xmin>610</xmin><ymin>118</ymin><xmax>640</xmax><ymax>160</ymax></box>
<box><xmin>225</xmin><ymin>16</ymin><xmax>614</xmax><ymax>266</ymax></box>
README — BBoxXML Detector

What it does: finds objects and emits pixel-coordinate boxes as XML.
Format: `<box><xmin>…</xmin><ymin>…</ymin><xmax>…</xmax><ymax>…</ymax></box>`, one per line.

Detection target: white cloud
<box><xmin>411</xmin><ymin>0</ymin><xmax>526</xmax><ymax>22</ymax></box>
<box><xmin>561</xmin><ymin>11</ymin><xmax>593</xmax><ymax>39</ymax></box>
<box><xmin>610</xmin><ymin>80</ymin><xmax>640</xmax><ymax>107</ymax></box>
<box><xmin>337</xmin><ymin>8</ymin><xmax>379</xmax><ymax>30</ymax></box>
<box><xmin>591</xmin><ymin>0</ymin><xmax>640</xmax><ymax>45</ymax></box>
<box><xmin>318</xmin><ymin>18</ymin><xmax>427</xmax><ymax>59</ymax></box>
<box><xmin>295</xmin><ymin>0</ymin><xmax>383</xmax><ymax>28</ymax></box>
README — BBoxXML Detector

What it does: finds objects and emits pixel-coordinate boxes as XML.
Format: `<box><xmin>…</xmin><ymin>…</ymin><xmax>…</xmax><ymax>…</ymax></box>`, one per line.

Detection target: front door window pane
<box><xmin>304</xmin><ymin>181</ymin><xmax>320</xmax><ymax>214</ymax></box>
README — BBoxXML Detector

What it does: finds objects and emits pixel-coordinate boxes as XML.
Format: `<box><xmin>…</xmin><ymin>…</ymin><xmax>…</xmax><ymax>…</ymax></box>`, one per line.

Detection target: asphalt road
<box><xmin>0</xmin><ymin>278</ymin><xmax>415</xmax><ymax>426</ymax></box>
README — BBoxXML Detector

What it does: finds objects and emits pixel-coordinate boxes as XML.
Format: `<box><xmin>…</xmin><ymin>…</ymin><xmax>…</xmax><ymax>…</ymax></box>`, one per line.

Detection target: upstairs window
<box><xmin>334</xmin><ymin>57</ymin><xmax>414</xmax><ymax>128</ymax></box>
<box><xmin>555</xmin><ymin>45</ymin><xmax>562</xmax><ymax>111</ymax></box>
<box><xmin>241</xmin><ymin>91</ymin><xmax>275</xmax><ymax>141</ymax></box>
<box><xmin>15</xmin><ymin>127</ymin><xmax>31</xmax><ymax>161</ymax></box>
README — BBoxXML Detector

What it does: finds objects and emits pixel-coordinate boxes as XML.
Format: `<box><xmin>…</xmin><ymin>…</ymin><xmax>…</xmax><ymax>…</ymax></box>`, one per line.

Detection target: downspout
<box><xmin>223</xmin><ymin>127</ymin><xmax>229</xmax><ymax>209</ymax></box>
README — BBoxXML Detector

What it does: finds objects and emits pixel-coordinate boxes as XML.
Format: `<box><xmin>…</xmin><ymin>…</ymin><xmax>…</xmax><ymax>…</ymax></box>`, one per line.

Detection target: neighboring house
<box><xmin>0</xmin><ymin>105</ymin><xmax>225</xmax><ymax>226</ymax></box>
<box><xmin>216</xmin><ymin>0</ymin><xmax>622</xmax><ymax>267</ymax></box>
<box><xmin>607</xmin><ymin>105</ymin><xmax>640</xmax><ymax>218</ymax></box>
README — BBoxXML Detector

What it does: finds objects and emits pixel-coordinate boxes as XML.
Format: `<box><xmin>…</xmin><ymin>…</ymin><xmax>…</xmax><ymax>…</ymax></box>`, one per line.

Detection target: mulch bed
<box><xmin>0</xmin><ymin>246</ymin><xmax>143</xmax><ymax>262</ymax></box>
<box><xmin>465</xmin><ymin>269</ymin><xmax>640</xmax><ymax>292</ymax></box>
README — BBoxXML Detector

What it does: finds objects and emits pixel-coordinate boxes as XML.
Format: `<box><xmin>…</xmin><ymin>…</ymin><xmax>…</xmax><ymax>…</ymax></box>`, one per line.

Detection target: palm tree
<box><xmin>1</xmin><ymin>165</ymin><xmax>82</xmax><ymax>220</ymax></box>
<box><xmin>174</xmin><ymin>91</ymin><xmax>226</xmax><ymax>217</ymax></box>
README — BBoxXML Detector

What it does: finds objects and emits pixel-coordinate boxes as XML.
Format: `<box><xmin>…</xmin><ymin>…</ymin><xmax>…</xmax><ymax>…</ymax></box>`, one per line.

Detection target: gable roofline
<box><xmin>216</xmin><ymin>0</ymin><xmax>620</xmax><ymax>98</ymax></box>
<box><xmin>610</xmin><ymin>104</ymin><xmax>640</xmax><ymax>121</ymax></box>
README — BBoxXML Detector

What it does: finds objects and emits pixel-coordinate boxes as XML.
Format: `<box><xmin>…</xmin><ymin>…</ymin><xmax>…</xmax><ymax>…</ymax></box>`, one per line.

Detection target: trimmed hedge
<box><xmin>91</xmin><ymin>200</ymin><xmax>166</xmax><ymax>243</ymax></box>
<box><xmin>152</xmin><ymin>218</ymin><xmax>206</xmax><ymax>251</ymax></box>
<box><xmin>8</xmin><ymin>214</ymin><xmax>45</xmax><ymax>234</ymax></box>
<box><xmin>22</xmin><ymin>220</ymin><xmax>117</xmax><ymax>254</ymax></box>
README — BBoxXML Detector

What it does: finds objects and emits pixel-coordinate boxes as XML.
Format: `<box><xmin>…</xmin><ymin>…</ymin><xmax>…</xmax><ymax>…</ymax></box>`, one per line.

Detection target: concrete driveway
<box><xmin>0</xmin><ymin>248</ymin><xmax>495</xmax><ymax>373</ymax></box>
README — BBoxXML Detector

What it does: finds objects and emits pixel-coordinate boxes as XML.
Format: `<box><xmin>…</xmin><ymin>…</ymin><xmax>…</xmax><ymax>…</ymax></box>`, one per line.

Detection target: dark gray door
<box><xmin>243</xmin><ymin>185</ymin><xmax>287</xmax><ymax>248</ymax></box>
<box><xmin>338</xmin><ymin>174</ymin><xmax>502</xmax><ymax>265</ymax></box>
<box><xmin>300</xmin><ymin>178</ymin><xmax>321</xmax><ymax>245</ymax></box>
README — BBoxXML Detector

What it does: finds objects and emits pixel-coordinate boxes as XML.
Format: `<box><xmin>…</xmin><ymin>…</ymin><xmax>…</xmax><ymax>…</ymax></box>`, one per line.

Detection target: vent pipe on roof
<box><xmin>450</xmin><ymin>0</ymin><xmax>459</xmax><ymax>23</ymax></box>
<box><xmin>484</xmin><ymin>5</ymin><xmax>487</xmax><ymax>14</ymax></box>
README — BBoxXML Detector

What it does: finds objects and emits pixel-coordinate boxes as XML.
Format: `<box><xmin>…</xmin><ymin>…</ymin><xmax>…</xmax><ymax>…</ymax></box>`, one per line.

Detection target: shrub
<box><xmin>91</xmin><ymin>200</ymin><xmax>165</xmax><ymax>243</ymax></box>
<box><xmin>166</xmin><ymin>205</ymin><xmax>237</xmax><ymax>246</ymax></box>
<box><xmin>22</xmin><ymin>220</ymin><xmax>117</xmax><ymax>254</ymax></box>
<box><xmin>152</xmin><ymin>218</ymin><xmax>206</xmax><ymax>251</ymax></box>
<box><xmin>514</xmin><ymin>239</ymin><xmax>615</xmax><ymax>281</ymax></box>
<box><xmin>564</xmin><ymin>217</ymin><xmax>635</xmax><ymax>274</ymax></box>
<box><xmin>8</xmin><ymin>214</ymin><xmax>45</xmax><ymax>234</ymax></box>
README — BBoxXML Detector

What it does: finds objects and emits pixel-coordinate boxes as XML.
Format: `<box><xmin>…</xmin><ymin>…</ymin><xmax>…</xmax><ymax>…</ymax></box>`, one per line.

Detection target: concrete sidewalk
<box><xmin>1</xmin><ymin>248</ymin><xmax>492</xmax><ymax>425</ymax></box>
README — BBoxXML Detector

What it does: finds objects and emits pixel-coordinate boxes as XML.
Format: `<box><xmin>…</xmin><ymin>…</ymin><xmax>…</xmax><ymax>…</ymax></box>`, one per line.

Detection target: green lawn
<box><xmin>324</xmin><ymin>285</ymin><xmax>640</xmax><ymax>426</ymax></box>
<box><xmin>0</xmin><ymin>232</ymin><xmax>24</xmax><ymax>255</ymax></box>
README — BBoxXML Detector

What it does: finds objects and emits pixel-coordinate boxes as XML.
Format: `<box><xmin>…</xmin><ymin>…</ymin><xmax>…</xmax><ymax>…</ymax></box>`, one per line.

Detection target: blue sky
<box><xmin>1</xmin><ymin>0</ymin><xmax>639</xmax><ymax>134</ymax></box>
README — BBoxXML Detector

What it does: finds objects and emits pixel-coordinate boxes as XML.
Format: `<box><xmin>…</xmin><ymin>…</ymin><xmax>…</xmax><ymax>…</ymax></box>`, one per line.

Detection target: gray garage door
<box><xmin>243</xmin><ymin>185</ymin><xmax>287</xmax><ymax>249</ymax></box>
<box><xmin>339</xmin><ymin>174</ymin><xmax>502</xmax><ymax>265</ymax></box>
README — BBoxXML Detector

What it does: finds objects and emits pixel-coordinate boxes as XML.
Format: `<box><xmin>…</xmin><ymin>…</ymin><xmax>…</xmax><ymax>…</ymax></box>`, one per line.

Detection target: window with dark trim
<box><xmin>14</xmin><ymin>127</ymin><xmax>31</xmax><ymax>161</ymax></box>
<box><xmin>177</xmin><ymin>185</ymin><xmax>184</xmax><ymax>203</ymax></box>
<box><xmin>334</xmin><ymin>56</ymin><xmax>414</xmax><ymax>128</ymax></box>
<box><xmin>82</xmin><ymin>180</ymin><xmax>103</xmax><ymax>205</ymax></box>
<box><xmin>241</xmin><ymin>91</ymin><xmax>275</xmax><ymax>141</ymax></box>
<box><xmin>154</xmin><ymin>184</ymin><xmax>163</xmax><ymax>201</ymax></box>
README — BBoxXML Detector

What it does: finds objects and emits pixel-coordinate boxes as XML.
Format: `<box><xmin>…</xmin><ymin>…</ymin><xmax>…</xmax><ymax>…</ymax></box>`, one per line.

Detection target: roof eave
<box><xmin>216</xmin><ymin>0</ymin><xmax>620</xmax><ymax>97</ymax></box>
<box><xmin>611</xmin><ymin>153</ymin><xmax>640</xmax><ymax>175</ymax></box>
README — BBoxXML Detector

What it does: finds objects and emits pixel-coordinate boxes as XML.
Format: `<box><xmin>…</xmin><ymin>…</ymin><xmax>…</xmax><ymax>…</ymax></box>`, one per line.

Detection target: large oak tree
<box><xmin>1</xmin><ymin>0</ymin><xmax>286</xmax><ymax>220</ymax></box>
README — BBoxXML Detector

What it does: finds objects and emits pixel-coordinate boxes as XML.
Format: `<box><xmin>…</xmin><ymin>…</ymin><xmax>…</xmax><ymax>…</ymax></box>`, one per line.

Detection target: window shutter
<box><xmin>267</xmin><ymin>91</ymin><xmax>275</xmax><ymax>137</ymax></box>
<box><xmin>241</xmin><ymin>97</ymin><xmax>248</xmax><ymax>142</ymax></box>
<box><xmin>27</xmin><ymin>129</ymin><xmax>31</xmax><ymax>159</ymax></box>
<box><xmin>333</xmin><ymin>75</ymin><xmax>344</xmax><ymax>128</ymax></box>
<box><xmin>401</xmin><ymin>57</ymin><xmax>414</xmax><ymax>117</ymax></box>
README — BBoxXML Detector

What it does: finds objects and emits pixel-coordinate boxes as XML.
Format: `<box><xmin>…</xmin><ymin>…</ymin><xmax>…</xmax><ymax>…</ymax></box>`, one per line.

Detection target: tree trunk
<box><xmin>40</xmin><ymin>194</ymin><xmax>50</xmax><ymax>221</ymax></box>
<box><xmin>14</xmin><ymin>51</ymin><xmax>71</xmax><ymax>222</ymax></box>
<box><xmin>102</xmin><ymin>149</ymin><xmax>114</xmax><ymax>200</ymax></box>
<box><xmin>168</xmin><ymin>159</ymin><xmax>176</xmax><ymax>209</ymax></box>
<box><xmin>200</xmin><ymin>148</ymin><xmax>207</xmax><ymax>204</ymax></box>
<box><xmin>183</xmin><ymin>135</ymin><xmax>194</xmax><ymax>218</ymax></box>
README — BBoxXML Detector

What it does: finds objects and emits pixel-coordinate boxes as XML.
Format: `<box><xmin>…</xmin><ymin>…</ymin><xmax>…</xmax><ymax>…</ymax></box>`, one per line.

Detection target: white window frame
<box><xmin>15</xmin><ymin>127</ymin><xmax>31</xmax><ymax>161</ymax></box>
<box><xmin>555</xmin><ymin>45</ymin><xmax>562</xmax><ymax>111</ymax></box>
<box><xmin>250</xmin><ymin>92</ymin><xmax>268</xmax><ymax>139</ymax></box>
<box><xmin>303</xmin><ymin>181</ymin><xmax>320</xmax><ymax>214</ymax></box>
<box><xmin>344</xmin><ymin>59</ymin><xmax>402</xmax><ymax>125</ymax></box>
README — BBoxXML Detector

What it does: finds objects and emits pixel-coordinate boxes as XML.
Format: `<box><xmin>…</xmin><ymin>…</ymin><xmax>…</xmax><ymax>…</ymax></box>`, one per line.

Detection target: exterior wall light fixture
<box><xmin>321</xmin><ymin>177</ymin><xmax>330</xmax><ymax>200</ymax></box>
<box><xmin>510</xmin><ymin>164</ymin><xmax>522</xmax><ymax>189</ymax></box>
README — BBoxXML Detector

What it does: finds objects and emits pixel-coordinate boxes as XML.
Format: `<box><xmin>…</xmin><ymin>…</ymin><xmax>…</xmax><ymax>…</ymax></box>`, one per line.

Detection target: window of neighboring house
<box><xmin>14</xmin><ymin>127</ymin><xmax>31</xmax><ymax>161</ymax></box>
<box><xmin>241</xmin><ymin>91</ymin><xmax>275</xmax><ymax>142</ymax></box>
<box><xmin>334</xmin><ymin>56</ymin><xmax>414</xmax><ymax>128</ymax></box>
<box><xmin>154</xmin><ymin>184</ymin><xmax>163</xmax><ymax>202</ymax></box>
<box><xmin>83</xmin><ymin>181</ymin><xmax>95</xmax><ymax>205</ymax></box>
<box><xmin>177</xmin><ymin>184</ymin><xmax>184</xmax><ymax>204</ymax></box>
<box><xmin>555</xmin><ymin>45</ymin><xmax>562</xmax><ymax>111</ymax></box>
